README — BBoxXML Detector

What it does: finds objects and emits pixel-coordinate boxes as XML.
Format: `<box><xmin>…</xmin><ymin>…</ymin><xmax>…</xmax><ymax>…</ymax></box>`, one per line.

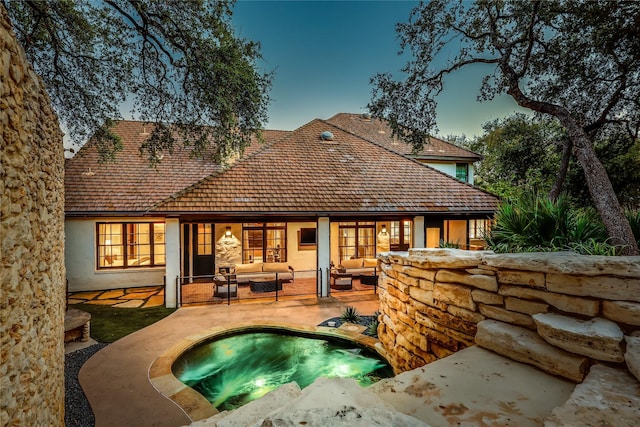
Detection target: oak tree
<box><xmin>4</xmin><ymin>0</ymin><xmax>271</xmax><ymax>163</ymax></box>
<box><xmin>369</xmin><ymin>0</ymin><xmax>639</xmax><ymax>254</ymax></box>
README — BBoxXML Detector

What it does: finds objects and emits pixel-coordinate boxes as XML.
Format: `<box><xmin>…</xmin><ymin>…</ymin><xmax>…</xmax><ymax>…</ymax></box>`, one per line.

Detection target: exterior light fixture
<box><xmin>225</xmin><ymin>226</ymin><xmax>232</xmax><ymax>237</ymax></box>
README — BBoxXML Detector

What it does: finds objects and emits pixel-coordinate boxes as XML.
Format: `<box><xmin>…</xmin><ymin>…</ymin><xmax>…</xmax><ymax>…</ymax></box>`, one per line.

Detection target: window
<box><xmin>338</xmin><ymin>222</ymin><xmax>375</xmax><ymax>261</ymax></box>
<box><xmin>197</xmin><ymin>224</ymin><xmax>212</xmax><ymax>255</ymax></box>
<box><xmin>242</xmin><ymin>223</ymin><xmax>286</xmax><ymax>263</ymax></box>
<box><xmin>97</xmin><ymin>222</ymin><xmax>165</xmax><ymax>269</ymax></box>
<box><xmin>469</xmin><ymin>219</ymin><xmax>491</xmax><ymax>239</ymax></box>
<box><xmin>456</xmin><ymin>163</ymin><xmax>469</xmax><ymax>182</ymax></box>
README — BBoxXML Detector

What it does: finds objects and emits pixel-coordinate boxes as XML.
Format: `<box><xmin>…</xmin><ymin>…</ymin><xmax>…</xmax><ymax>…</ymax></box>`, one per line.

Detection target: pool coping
<box><xmin>148</xmin><ymin>321</ymin><xmax>388</xmax><ymax>422</ymax></box>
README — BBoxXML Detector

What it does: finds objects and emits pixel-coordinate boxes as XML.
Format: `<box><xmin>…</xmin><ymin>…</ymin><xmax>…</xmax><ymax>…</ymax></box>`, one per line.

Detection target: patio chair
<box><xmin>214</xmin><ymin>274</ymin><xmax>238</xmax><ymax>298</ymax></box>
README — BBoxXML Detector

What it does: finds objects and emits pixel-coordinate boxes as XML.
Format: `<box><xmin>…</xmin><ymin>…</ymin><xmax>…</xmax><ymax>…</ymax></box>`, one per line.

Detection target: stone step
<box><xmin>532</xmin><ymin>313</ymin><xmax>625</xmax><ymax>362</ymax></box>
<box><xmin>544</xmin><ymin>364</ymin><xmax>640</xmax><ymax>427</ymax></box>
<box><xmin>475</xmin><ymin>319</ymin><xmax>589</xmax><ymax>382</ymax></box>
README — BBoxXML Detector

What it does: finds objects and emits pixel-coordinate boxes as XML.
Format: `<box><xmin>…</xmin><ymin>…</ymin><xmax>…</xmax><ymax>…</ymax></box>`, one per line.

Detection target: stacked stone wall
<box><xmin>377</xmin><ymin>249</ymin><xmax>640</xmax><ymax>385</ymax></box>
<box><xmin>1</xmin><ymin>6</ymin><xmax>66</xmax><ymax>426</ymax></box>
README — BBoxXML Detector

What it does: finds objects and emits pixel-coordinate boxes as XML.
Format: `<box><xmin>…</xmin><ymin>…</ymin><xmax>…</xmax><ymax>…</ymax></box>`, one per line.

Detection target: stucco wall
<box><xmin>1</xmin><ymin>7</ymin><xmax>66</xmax><ymax>425</ymax></box>
<box><xmin>287</xmin><ymin>222</ymin><xmax>317</xmax><ymax>273</ymax></box>
<box><xmin>377</xmin><ymin>249</ymin><xmax>640</xmax><ymax>385</ymax></box>
<box><xmin>65</xmin><ymin>218</ymin><xmax>166</xmax><ymax>292</ymax></box>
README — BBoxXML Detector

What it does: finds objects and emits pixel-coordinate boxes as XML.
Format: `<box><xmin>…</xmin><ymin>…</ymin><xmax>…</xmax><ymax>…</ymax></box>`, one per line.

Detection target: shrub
<box><xmin>366</xmin><ymin>310</ymin><xmax>380</xmax><ymax>337</ymax></box>
<box><xmin>439</xmin><ymin>240</ymin><xmax>462</xmax><ymax>248</ymax></box>
<box><xmin>340</xmin><ymin>306</ymin><xmax>361</xmax><ymax>324</ymax></box>
<box><xmin>484</xmin><ymin>193</ymin><xmax>630</xmax><ymax>254</ymax></box>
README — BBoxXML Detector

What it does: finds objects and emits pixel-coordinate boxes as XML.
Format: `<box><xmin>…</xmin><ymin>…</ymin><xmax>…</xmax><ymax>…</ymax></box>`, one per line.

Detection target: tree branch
<box><xmin>516</xmin><ymin>0</ymin><xmax>541</xmax><ymax>78</ymax></box>
<box><xmin>104</xmin><ymin>0</ymin><xmax>176</xmax><ymax>66</ymax></box>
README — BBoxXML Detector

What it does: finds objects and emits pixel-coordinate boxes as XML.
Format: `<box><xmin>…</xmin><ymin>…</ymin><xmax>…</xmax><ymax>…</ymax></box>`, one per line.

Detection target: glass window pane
<box><xmin>197</xmin><ymin>224</ymin><xmax>212</xmax><ymax>255</ymax></box>
<box><xmin>98</xmin><ymin>223</ymin><xmax>123</xmax><ymax>268</ymax></box>
<box><xmin>153</xmin><ymin>223</ymin><xmax>166</xmax><ymax>265</ymax></box>
<box><xmin>389</xmin><ymin>222</ymin><xmax>400</xmax><ymax>245</ymax></box>
<box><xmin>403</xmin><ymin>221</ymin><xmax>412</xmax><ymax>245</ymax></box>
<box><xmin>456</xmin><ymin>163</ymin><xmax>468</xmax><ymax>182</ymax></box>
<box><xmin>243</xmin><ymin>229</ymin><xmax>263</xmax><ymax>263</ymax></box>
<box><xmin>339</xmin><ymin>227</ymin><xmax>356</xmax><ymax>261</ymax></box>
<box><xmin>127</xmin><ymin>223</ymin><xmax>152</xmax><ymax>266</ymax></box>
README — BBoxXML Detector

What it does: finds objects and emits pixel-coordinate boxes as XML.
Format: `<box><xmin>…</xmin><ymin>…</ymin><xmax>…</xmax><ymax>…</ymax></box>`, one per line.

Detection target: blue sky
<box><xmin>231</xmin><ymin>0</ymin><xmax>524</xmax><ymax>138</ymax></box>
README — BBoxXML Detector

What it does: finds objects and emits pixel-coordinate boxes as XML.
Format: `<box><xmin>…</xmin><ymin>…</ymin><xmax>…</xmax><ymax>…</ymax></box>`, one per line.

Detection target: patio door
<box><xmin>389</xmin><ymin>220</ymin><xmax>412</xmax><ymax>251</ymax></box>
<box><xmin>192</xmin><ymin>223</ymin><xmax>214</xmax><ymax>278</ymax></box>
<box><xmin>425</xmin><ymin>219</ymin><xmax>444</xmax><ymax>248</ymax></box>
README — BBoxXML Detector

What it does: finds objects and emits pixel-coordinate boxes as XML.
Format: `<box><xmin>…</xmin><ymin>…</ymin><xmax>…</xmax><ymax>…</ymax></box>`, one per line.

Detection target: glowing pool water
<box><xmin>172</xmin><ymin>331</ymin><xmax>393</xmax><ymax>411</ymax></box>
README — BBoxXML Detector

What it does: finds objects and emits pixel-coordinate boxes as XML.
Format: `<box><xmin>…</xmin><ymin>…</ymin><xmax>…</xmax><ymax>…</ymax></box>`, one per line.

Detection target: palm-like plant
<box><xmin>340</xmin><ymin>306</ymin><xmax>361</xmax><ymax>324</ymax></box>
<box><xmin>485</xmin><ymin>193</ymin><xmax>619</xmax><ymax>254</ymax></box>
<box><xmin>626</xmin><ymin>208</ymin><xmax>640</xmax><ymax>247</ymax></box>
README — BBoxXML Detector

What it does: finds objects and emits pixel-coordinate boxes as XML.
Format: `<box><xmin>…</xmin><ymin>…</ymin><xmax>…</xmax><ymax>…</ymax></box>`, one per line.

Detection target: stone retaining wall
<box><xmin>377</xmin><ymin>249</ymin><xmax>640</xmax><ymax>384</ymax></box>
<box><xmin>1</xmin><ymin>6</ymin><xmax>66</xmax><ymax>426</ymax></box>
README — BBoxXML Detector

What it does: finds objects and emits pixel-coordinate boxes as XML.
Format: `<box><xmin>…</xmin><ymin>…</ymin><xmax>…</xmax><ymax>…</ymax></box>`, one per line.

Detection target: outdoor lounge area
<box><xmin>180</xmin><ymin>274</ymin><xmax>378</xmax><ymax>305</ymax></box>
<box><xmin>231</xmin><ymin>262</ymin><xmax>294</xmax><ymax>284</ymax></box>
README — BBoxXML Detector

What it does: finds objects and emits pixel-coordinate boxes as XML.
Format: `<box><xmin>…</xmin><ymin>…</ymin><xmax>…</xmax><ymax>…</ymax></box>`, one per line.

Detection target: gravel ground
<box><xmin>65</xmin><ymin>343</ymin><xmax>107</xmax><ymax>427</ymax></box>
<box><xmin>317</xmin><ymin>315</ymin><xmax>378</xmax><ymax>336</ymax></box>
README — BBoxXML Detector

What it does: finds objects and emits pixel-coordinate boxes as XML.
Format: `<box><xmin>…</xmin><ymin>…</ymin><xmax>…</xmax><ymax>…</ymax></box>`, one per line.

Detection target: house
<box><xmin>64</xmin><ymin>116</ymin><xmax>498</xmax><ymax>307</ymax></box>
<box><xmin>327</xmin><ymin>113</ymin><xmax>481</xmax><ymax>184</ymax></box>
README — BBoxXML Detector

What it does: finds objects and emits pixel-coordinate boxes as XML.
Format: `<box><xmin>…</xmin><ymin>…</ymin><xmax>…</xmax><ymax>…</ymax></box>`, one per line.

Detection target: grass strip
<box><xmin>69</xmin><ymin>304</ymin><xmax>177</xmax><ymax>343</ymax></box>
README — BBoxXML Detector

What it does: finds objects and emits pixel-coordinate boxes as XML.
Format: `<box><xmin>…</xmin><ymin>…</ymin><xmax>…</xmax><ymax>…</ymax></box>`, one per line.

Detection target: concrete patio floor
<box><xmin>78</xmin><ymin>294</ymin><xmax>381</xmax><ymax>427</ymax></box>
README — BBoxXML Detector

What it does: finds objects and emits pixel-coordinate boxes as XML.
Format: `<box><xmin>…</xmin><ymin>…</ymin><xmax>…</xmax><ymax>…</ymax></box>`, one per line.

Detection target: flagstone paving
<box><xmin>68</xmin><ymin>286</ymin><xmax>165</xmax><ymax>308</ymax></box>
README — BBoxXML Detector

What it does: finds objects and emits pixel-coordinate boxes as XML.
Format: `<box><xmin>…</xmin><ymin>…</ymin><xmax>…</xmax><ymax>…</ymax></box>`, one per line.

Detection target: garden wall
<box><xmin>1</xmin><ymin>6</ymin><xmax>66</xmax><ymax>426</ymax></box>
<box><xmin>377</xmin><ymin>249</ymin><xmax>640</xmax><ymax>384</ymax></box>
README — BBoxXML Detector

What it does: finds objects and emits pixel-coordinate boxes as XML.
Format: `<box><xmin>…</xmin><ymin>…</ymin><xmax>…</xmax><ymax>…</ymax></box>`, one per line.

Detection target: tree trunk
<box><xmin>561</xmin><ymin>120</ymin><xmax>639</xmax><ymax>255</ymax></box>
<box><xmin>549</xmin><ymin>138</ymin><xmax>571</xmax><ymax>202</ymax></box>
<box><xmin>505</xmin><ymin>79</ymin><xmax>638</xmax><ymax>255</ymax></box>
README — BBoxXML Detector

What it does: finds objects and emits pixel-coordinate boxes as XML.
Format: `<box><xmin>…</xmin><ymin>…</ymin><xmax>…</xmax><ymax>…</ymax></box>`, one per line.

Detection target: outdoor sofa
<box><xmin>334</xmin><ymin>258</ymin><xmax>379</xmax><ymax>276</ymax></box>
<box><xmin>232</xmin><ymin>262</ymin><xmax>294</xmax><ymax>284</ymax></box>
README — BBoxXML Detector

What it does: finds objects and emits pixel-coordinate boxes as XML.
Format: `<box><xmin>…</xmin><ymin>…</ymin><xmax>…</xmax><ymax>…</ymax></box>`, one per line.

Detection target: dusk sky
<box><xmin>231</xmin><ymin>0</ymin><xmax>526</xmax><ymax>139</ymax></box>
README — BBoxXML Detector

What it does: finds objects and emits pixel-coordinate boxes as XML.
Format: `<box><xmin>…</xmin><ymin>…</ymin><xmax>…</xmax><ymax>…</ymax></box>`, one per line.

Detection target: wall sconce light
<box><xmin>225</xmin><ymin>226</ymin><xmax>232</xmax><ymax>237</ymax></box>
<box><xmin>381</xmin><ymin>225</ymin><xmax>387</xmax><ymax>234</ymax></box>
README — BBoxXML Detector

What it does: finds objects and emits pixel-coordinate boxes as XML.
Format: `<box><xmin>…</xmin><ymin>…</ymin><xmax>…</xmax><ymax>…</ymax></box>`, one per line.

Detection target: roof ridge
<box><xmin>328</xmin><ymin>112</ymin><xmax>482</xmax><ymax>159</ymax></box>
<box><xmin>319</xmin><ymin>118</ymin><xmax>498</xmax><ymax>198</ymax></box>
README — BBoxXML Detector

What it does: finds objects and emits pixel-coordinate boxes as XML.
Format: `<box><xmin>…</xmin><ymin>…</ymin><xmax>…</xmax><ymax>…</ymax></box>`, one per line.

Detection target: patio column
<box><xmin>317</xmin><ymin>217</ymin><xmax>330</xmax><ymax>297</ymax></box>
<box><xmin>413</xmin><ymin>216</ymin><xmax>425</xmax><ymax>248</ymax></box>
<box><xmin>165</xmin><ymin>218</ymin><xmax>180</xmax><ymax>308</ymax></box>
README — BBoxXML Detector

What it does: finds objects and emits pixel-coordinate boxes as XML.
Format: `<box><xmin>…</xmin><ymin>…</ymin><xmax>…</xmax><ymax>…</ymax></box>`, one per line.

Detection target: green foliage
<box><xmin>368</xmin><ymin>0</ymin><xmax>640</xmax><ymax>254</ymax></box>
<box><xmin>458</xmin><ymin>115</ymin><xmax>640</xmax><ymax>209</ymax></box>
<box><xmin>340</xmin><ymin>306</ymin><xmax>361</xmax><ymax>324</ymax></box>
<box><xmin>5</xmin><ymin>0</ymin><xmax>271</xmax><ymax>162</ymax></box>
<box><xmin>625</xmin><ymin>208</ymin><xmax>640</xmax><ymax>247</ymax></box>
<box><xmin>484</xmin><ymin>194</ymin><xmax>633</xmax><ymax>255</ymax></box>
<box><xmin>567</xmin><ymin>240</ymin><xmax>618</xmax><ymax>257</ymax></box>
<box><xmin>438</xmin><ymin>240</ymin><xmax>462</xmax><ymax>249</ymax></box>
<box><xmin>369</xmin><ymin>1</ymin><xmax>639</xmax><ymax>151</ymax></box>
<box><xmin>461</xmin><ymin>114</ymin><xmax>567</xmax><ymax>200</ymax></box>
<box><xmin>366</xmin><ymin>312</ymin><xmax>380</xmax><ymax>337</ymax></box>
<box><xmin>69</xmin><ymin>304</ymin><xmax>176</xmax><ymax>343</ymax></box>
<box><xmin>92</xmin><ymin>119</ymin><xmax>123</xmax><ymax>164</ymax></box>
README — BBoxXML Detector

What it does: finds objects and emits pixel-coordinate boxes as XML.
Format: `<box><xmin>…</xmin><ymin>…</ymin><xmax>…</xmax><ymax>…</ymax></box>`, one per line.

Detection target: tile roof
<box><xmin>326</xmin><ymin>113</ymin><xmax>481</xmax><ymax>161</ymax></box>
<box><xmin>64</xmin><ymin>120</ymin><xmax>288</xmax><ymax>213</ymax></box>
<box><xmin>152</xmin><ymin>119</ymin><xmax>498</xmax><ymax>215</ymax></box>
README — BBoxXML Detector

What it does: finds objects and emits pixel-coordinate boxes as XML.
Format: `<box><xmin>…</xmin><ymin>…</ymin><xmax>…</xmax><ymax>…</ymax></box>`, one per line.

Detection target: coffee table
<box><xmin>249</xmin><ymin>279</ymin><xmax>283</xmax><ymax>293</ymax></box>
<box><xmin>360</xmin><ymin>273</ymin><xmax>378</xmax><ymax>286</ymax></box>
<box><xmin>331</xmin><ymin>272</ymin><xmax>353</xmax><ymax>290</ymax></box>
